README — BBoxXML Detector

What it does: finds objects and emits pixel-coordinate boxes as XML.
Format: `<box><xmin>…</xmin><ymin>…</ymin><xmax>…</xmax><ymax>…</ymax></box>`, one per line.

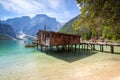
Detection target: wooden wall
<box><xmin>37</xmin><ymin>31</ymin><xmax>81</xmax><ymax>46</ymax></box>
<box><xmin>50</xmin><ymin>32</ymin><xmax>81</xmax><ymax>46</ymax></box>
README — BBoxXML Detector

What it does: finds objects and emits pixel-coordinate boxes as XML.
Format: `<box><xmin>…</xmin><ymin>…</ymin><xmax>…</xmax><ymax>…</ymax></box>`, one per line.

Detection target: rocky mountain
<box><xmin>0</xmin><ymin>23</ymin><xmax>16</xmax><ymax>39</ymax></box>
<box><xmin>27</xmin><ymin>14</ymin><xmax>61</xmax><ymax>36</ymax></box>
<box><xmin>3</xmin><ymin>14</ymin><xmax>62</xmax><ymax>36</ymax></box>
<box><xmin>5</xmin><ymin>16</ymin><xmax>31</xmax><ymax>34</ymax></box>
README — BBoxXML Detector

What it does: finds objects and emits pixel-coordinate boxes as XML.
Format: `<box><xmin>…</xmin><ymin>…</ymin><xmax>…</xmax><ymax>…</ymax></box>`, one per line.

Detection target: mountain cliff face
<box><xmin>3</xmin><ymin>14</ymin><xmax>62</xmax><ymax>36</ymax></box>
<box><xmin>0</xmin><ymin>23</ymin><xmax>16</xmax><ymax>39</ymax></box>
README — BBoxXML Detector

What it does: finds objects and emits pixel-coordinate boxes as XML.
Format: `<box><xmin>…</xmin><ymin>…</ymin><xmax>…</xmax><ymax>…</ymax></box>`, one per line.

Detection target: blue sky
<box><xmin>0</xmin><ymin>0</ymin><xmax>80</xmax><ymax>22</ymax></box>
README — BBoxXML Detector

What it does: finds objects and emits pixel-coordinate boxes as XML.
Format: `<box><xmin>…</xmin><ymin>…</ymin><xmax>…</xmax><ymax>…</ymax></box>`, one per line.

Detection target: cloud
<box><xmin>0</xmin><ymin>0</ymin><xmax>44</xmax><ymax>14</ymax></box>
<box><xmin>46</xmin><ymin>0</ymin><xmax>65</xmax><ymax>10</ymax></box>
<box><xmin>0</xmin><ymin>0</ymin><xmax>80</xmax><ymax>22</ymax></box>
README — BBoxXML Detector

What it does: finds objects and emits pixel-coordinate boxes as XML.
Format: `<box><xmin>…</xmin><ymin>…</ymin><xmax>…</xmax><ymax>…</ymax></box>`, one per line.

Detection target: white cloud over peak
<box><xmin>0</xmin><ymin>0</ymin><xmax>80</xmax><ymax>22</ymax></box>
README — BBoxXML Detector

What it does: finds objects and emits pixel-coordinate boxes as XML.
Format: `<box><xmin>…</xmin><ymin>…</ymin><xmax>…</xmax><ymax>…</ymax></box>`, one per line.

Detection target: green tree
<box><xmin>74</xmin><ymin>0</ymin><xmax>120</xmax><ymax>40</ymax></box>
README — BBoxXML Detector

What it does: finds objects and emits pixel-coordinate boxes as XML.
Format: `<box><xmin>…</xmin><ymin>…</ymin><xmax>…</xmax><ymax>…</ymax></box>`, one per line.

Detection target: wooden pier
<box><xmin>80</xmin><ymin>42</ymin><xmax>120</xmax><ymax>53</ymax></box>
<box><xmin>34</xmin><ymin>29</ymin><xmax>120</xmax><ymax>54</ymax></box>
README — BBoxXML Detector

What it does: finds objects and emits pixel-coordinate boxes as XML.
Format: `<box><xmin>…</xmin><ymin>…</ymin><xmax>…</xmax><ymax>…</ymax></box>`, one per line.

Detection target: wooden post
<box><xmin>79</xmin><ymin>43</ymin><xmax>80</xmax><ymax>50</ymax></box>
<box><xmin>33</xmin><ymin>43</ymin><xmax>36</xmax><ymax>49</ymax></box>
<box><xmin>100</xmin><ymin>45</ymin><xmax>101</xmax><ymax>51</ymax></box>
<box><xmin>82</xmin><ymin>44</ymin><xmax>83</xmax><ymax>49</ymax></box>
<box><xmin>71</xmin><ymin>45</ymin><xmax>73</xmax><ymax>51</ymax></box>
<box><xmin>83</xmin><ymin>44</ymin><xmax>85</xmax><ymax>50</ymax></box>
<box><xmin>36</xmin><ymin>44</ymin><xmax>38</xmax><ymax>50</ymax></box>
<box><xmin>68</xmin><ymin>45</ymin><xmax>69</xmax><ymax>51</ymax></box>
<box><xmin>87</xmin><ymin>44</ymin><xmax>88</xmax><ymax>50</ymax></box>
<box><xmin>65</xmin><ymin>45</ymin><xmax>67</xmax><ymax>52</ymax></box>
<box><xmin>90</xmin><ymin>44</ymin><xmax>92</xmax><ymax>50</ymax></box>
<box><xmin>46</xmin><ymin>46</ymin><xmax>48</xmax><ymax>53</ymax></box>
<box><xmin>84</xmin><ymin>43</ymin><xmax>86</xmax><ymax>50</ymax></box>
<box><xmin>66</xmin><ymin>45</ymin><xmax>68</xmax><ymax>51</ymax></box>
<box><xmin>110</xmin><ymin>45</ymin><xmax>114</xmax><ymax>53</ymax></box>
<box><xmin>100</xmin><ymin>45</ymin><xmax>103</xmax><ymax>52</ymax></box>
<box><xmin>63</xmin><ymin>45</ymin><xmax>66</xmax><ymax>51</ymax></box>
<box><xmin>93</xmin><ymin>44</ymin><xmax>95</xmax><ymax>50</ymax></box>
<box><xmin>50</xmin><ymin>46</ymin><xmax>51</xmax><ymax>51</ymax></box>
<box><xmin>56</xmin><ymin>45</ymin><xmax>59</xmax><ymax>52</ymax></box>
<box><xmin>75</xmin><ymin>44</ymin><xmax>76</xmax><ymax>51</ymax></box>
<box><xmin>41</xmin><ymin>45</ymin><xmax>42</xmax><ymax>52</ymax></box>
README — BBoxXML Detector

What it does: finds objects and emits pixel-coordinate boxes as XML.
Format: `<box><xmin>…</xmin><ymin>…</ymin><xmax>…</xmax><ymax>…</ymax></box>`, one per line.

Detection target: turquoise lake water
<box><xmin>0</xmin><ymin>40</ymin><xmax>40</xmax><ymax>73</ymax></box>
<box><xmin>0</xmin><ymin>40</ymin><xmax>35</xmax><ymax>56</ymax></box>
<box><xmin>0</xmin><ymin>40</ymin><xmax>120</xmax><ymax>80</ymax></box>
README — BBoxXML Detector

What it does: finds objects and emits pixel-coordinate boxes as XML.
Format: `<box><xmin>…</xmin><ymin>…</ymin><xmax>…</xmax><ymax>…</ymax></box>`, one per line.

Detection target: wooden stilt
<box><xmin>67</xmin><ymin>45</ymin><xmax>69</xmax><ymax>51</ymax></box>
<box><xmin>100</xmin><ymin>45</ymin><xmax>101</xmax><ymax>51</ymax></box>
<box><xmin>41</xmin><ymin>46</ymin><xmax>42</xmax><ymax>52</ymax></box>
<box><xmin>100</xmin><ymin>45</ymin><xmax>103</xmax><ymax>52</ymax></box>
<box><xmin>56</xmin><ymin>46</ymin><xmax>59</xmax><ymax>52</ymax></box>
<box><xmin>79</xmin><ymin>43</ymin><xmax>80</xmax><ymax>50</ymax></box>
<box><xmin>71</xmin><ymin>45</ymin><xmax>73</xmax><ymax>51</ymax></box>
<box><xmin>66</xmin><ymin>45</ymin><xmax>68</xmax><ymax>51</ymax></box>
<box><xmin>90</xmin><ymin>44</ymin><xmax>92</xmax><ymax>50</ymax></box>
<box><xmin>75</xmin><ymin>44</ymin><xmax>76</xmax><ymax>51</ymax></box>
<box><xmin>65</xmin><ymin>45</ymin><xmax>67</xmax><ymax>52</ymax></box>
<box><xmin>36</xmin><ymin>44</ymin><xmax>38</xmax><ymax>50</ymax></box>
<box><xmin>82</xmin><ymin>44</ymin><xmax>83</xmax><ymax>49</ymax></box>
<box><xmin>110</xmin><ymin>46</ymin><xmax>114</xmax><ymax>53</ymax></box>
<box><xmin>33</xmin><ymin>42</ymin><xmax>35</xmax><ymax>49</ymax></box>
<box><xmin>46</xmin><ymin>46</ymin><xmax>48</xmax><ymax>53</ymax></box>
<box><xmin>93</xmin><ymin>44</ymin><xmax>95</xmax><ymax>50</ymax></box>
<box><xmin>83</xmin><ymin>43</ymin><xmax>86</xmax><ymax>50</ymax></box>
<box><xmin>50</xmin><ymin>46</ymin><xmax>52</xmax><ymax>51</ymax></box>
<box><xmin>87</xmin><ymin>44</ymin><xmax>88</xmax><ymax>50</ymax></box>
<box><xmin>63</xmin><ymin>45</ymin><xmax>65</xmax><ymax>51</ymax></box>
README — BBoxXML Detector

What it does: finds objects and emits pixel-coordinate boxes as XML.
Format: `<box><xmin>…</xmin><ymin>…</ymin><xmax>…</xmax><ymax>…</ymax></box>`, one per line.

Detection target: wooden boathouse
<box><xmin>35</xmin><ymin>29</ymin><xmax>81</xmax><ymax>53</ymax></box>
<box><xmin>32</xmin><ymin>26</ymin><xmax>120</xmax><ymax>54</ymax></box>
